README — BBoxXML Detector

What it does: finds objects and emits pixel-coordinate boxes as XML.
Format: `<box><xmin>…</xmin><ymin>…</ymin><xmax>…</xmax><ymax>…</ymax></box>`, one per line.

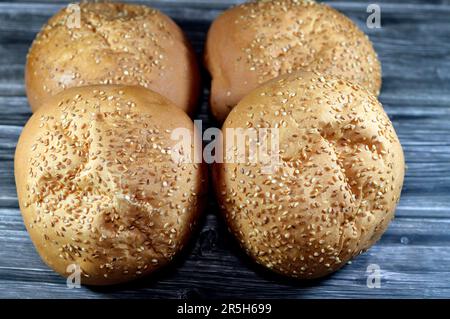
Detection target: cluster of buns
<box><xmin>17</xmin><ymin>3</ymin><xmax>205</xmax><ymax>285</ymax></box>
<box><xmin>16</xmin><ymin>0</ymin><xmax>405</xmax><ymax>285</ymax></box>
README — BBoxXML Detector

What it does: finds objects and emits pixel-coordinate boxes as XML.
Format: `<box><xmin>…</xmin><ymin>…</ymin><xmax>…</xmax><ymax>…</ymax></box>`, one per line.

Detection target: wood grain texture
<box><xmin>0</xmin><ymin>0</ymin><xmax>450</xmax><ymax>298</ymax></box>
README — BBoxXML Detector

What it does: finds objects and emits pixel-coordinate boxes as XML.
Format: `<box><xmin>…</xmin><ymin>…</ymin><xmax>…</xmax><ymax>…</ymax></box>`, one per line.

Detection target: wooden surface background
<box><xmin>1</xmin><ymin>0</ymin><xmax>450</xmax><ymax>299</ymax></box>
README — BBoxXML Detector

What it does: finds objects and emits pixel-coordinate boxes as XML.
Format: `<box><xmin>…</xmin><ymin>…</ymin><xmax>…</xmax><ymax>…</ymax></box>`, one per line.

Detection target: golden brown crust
<box><xmin>214</xmin><ymin>71</ymin><xmax>403</xmax><ymax>279</ymax></box>
<box><xmin>15</xmin><ymin>85</ymin><xmax>206</xmax><ymax>285</ymax></box>
<box><xmin>26</xmin><ymin>2</ymin><xmax>200</xmax><ymax>114</ymax></box>
<box><xmin>205</xmin><ymin>0</ymin><xmax>382</xmax><ymax>122</ymax></box>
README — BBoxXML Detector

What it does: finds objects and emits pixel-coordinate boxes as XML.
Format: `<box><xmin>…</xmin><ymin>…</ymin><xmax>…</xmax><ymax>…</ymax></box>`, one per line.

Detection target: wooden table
<box><xmin>1</xmin><ymin>0</ymin><xmax>450</xmax><ymax>298</ymax></box>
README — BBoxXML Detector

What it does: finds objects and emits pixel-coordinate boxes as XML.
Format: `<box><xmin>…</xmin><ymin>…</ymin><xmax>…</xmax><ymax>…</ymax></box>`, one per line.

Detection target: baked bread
<box><xmin>15</xmin><ymin>85</ymin><xmax>206</xmax><ymax>285</ymax></box>
<box><xmin>214</xmin><ymin>71</ymin><xmax>404</xmax><ymax>279</ymax></box>
<box><xmin>26</xmin><ymin>2</ymin><xmax>200</xmax><ymax>114</ymax></box>
<box><xmin>205</xmin><ymin>0</ymin><xmax>381</xmax><ymax>122</ymax></box>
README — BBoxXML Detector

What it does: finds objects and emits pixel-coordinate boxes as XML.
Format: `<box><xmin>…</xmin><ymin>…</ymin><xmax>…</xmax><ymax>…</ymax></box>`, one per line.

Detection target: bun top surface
<box><xmin>216</xmin><ymin>71</ymin><xmax>403</xmax><ymax>279</ymax></box>
<box><xmin>15</xmin><ymin>85</ymin><xmax>205</xmax><ymax>285</ymax></box>
<box><xmin>26</xmin><ymin>2</ymin><xmax>199</xmax><ymax>113</ymax></box>
<box><xmin>205</xmin><ymin>0</ymin><xmax>381</xmax><ymax>121</ymax></box>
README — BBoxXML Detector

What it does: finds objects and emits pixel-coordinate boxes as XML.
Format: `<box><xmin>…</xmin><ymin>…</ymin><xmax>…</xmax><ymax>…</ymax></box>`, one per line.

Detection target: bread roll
<box><xmin>26</xmin><ymin>2</ymin><xmax>200</xmax><ymax>114</ymax></box>
<box><xmin>205</xmin><ymin>0</ymin><xmax>381</xmax><ymax>122</ymax></box>
<box><xmin>214</xmin><ymin>71</ymin><xmax>404</xmax><ymax>279</ymax></box>
<box><xmin>15</xmin><ymin>85</ymin><xmax>206</xmax><ymax>285</ymax></box>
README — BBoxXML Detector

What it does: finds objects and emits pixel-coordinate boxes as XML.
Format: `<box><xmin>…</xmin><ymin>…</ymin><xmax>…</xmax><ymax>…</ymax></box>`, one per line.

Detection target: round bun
<box><xmin>15</xmin><ymin>85</ymin><xmax>206</xmax><ymax>285</ymax></box>
<box><xmin>26</xmin><ymin>2</ymin><xmax>200</xmax><ymax>114</ymax></box>
<box><xmin>214</xmin><ymin>71</ymin><xmax>404</xmax><ymax>279</ymax></box>
<box><xmin>205</xmin><ymin>0</ymin><xmax>381</xmax><ymax>122</ymax></box>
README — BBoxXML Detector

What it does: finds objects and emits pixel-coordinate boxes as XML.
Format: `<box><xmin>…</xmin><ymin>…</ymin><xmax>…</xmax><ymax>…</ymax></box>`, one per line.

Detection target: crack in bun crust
<box><xmin>26</xmin><ymin>2</ymin><xmax>200</xmax><ymax>114</ymax></box>
<box><xmin>15</xmin><ymin>85</ymin><xmax>206</xmax><ymax>285</ymax></box>
<box><xmin>214</xmin><ymin>71</ymin><xmax>404</xmax><ymax>279</ymax></box>
<box><xmin>205</xmin><ymin>0</ymin><xmax>382</xmax><ymax>122</ymax></box>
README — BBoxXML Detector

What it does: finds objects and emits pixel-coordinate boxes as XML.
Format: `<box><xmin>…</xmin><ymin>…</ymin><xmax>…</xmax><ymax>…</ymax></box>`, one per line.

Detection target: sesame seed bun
<box><xmin>205</xmin><ymin>0</ymin><xmax>382</xmax><ymax>122</ymax></box>
<box><xmin>15</xmin><ymin>85</ymin><xmax>206</xmax><ymax>285</ymax></box>
<box><xmin>214</xmin><ymin>71</ymin><xmax>404</xmax><ymax>279</ymax></box>
<box><xmin>26</xmin><ymin>2</ymin><xmax>200</xmax><ymax>114</ymax></box>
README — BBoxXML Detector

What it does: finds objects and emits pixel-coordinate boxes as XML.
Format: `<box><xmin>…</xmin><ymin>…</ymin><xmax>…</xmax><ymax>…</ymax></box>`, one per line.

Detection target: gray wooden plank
<box><xmin>1</xmin><ymin>208</ymin><xmax>450</xmax><ymax>298</ymax></box>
